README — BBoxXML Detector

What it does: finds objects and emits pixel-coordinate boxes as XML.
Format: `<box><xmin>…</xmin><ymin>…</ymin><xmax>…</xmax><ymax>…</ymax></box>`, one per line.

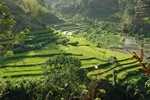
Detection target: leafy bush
<box><xmin>44</xmin><ymin>55</ymin><xmax>88</xmax><ymax>99</ymax></box>
<box><xmin>68</xmin><ymin>41</ymin><xmax>79</xmax><ymax>46</ymax></box>
<box><xmin>0</xmin><ymin>79</ymin><xmax>37</xmax><ymax>100</ymax></box>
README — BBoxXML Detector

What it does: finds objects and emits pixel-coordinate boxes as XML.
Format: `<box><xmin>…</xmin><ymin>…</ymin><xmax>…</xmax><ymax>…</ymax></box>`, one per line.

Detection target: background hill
<box><xmin>2</xmin><ymin>0</ymin><xmax>149</xmax><ymax>35</ymax></box>
<box><xmin>3</xmin><ymin>0</ymin><xmax>63</xmax><ymax>31</ymax></box>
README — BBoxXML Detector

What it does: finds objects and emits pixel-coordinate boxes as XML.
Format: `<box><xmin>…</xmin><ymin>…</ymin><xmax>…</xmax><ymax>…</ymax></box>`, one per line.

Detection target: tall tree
<box><xmin>44</xmin><ymin>55</ymin><xmax>88</xmax><ymax>99</ymax></box>
<box><xmin>0</xmin><ymin>1</ymin><xmax>16</xmax><ymax>56</ymax></box>
<box><xmin>0</xmin><ymin>1</ymin><xmax>25</xmax><ymax>56</ymax></box>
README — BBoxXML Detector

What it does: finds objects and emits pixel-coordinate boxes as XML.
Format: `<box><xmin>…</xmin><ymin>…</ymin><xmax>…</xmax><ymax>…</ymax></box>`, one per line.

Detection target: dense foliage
<box><xmin>0</xmin><ymin>76</ymin><xmax>150</xmax><ymax>100</ymax></box>
<box><xmin>0</xmin><ymin>1</ymin><xmax>26</xmax><ymax>56</ymax></box>
<box><xmin>44</xmin><ymin>55</ymin><xmax>88</xmax><ymax>99</ymax></box>
<box><xmin>0</xmin><ymin>0</ymin><xmax>149</xmax><ymax>100</ymax></box>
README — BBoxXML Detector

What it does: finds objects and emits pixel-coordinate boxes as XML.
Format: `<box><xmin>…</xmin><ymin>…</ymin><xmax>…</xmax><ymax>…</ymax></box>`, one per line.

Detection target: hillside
<box><xmin>0</xmin><ymin>0</ymin><xmax>148</xmax><ymax>81</ymax></box>
<box><xmin>3</xmin><ymin>0</ymin><xmax>63</xmax><ymax>31</ymax></box>
<box><xmin>0</xmin><ymin>29</ymin><xmax>142</xmax><ymax>83</ymax></box>
<box><xmin>0</xmin><ymin>0</ymin><xmax>150</xmax><ymax>100</ymax></box>
<box><xmin>44</xmin><ymin>0</ymin><xmax>121</xmax><ymax>23</ymax></box>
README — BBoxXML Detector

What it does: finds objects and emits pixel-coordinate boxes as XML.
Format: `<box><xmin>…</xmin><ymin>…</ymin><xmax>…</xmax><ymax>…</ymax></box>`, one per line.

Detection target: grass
<box><xmin>0</xmin><ymin>30</ymin><xmax>142</xmax><ymax>82</ymax></box>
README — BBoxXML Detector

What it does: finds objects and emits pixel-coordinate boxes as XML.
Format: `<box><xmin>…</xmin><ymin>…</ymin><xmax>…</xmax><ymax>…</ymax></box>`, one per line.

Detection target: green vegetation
<box><xmin>0</xmin><ymin>1</ymin><xmax>16</xmax><ymax>56</ymax></box>
<box><xmin>0</xmin><ymin>29</ymin><xmax>131</xmax><ymax>79</ymax></box>
<box><xmin>82</xmin><ymin>27</ymin><xmax>123</xmax><ymax>48</ymax></box>
<box><xmin>43</xmin><ymin>55</ymin><xmax>88</xmax><ymax>99</ymax></box>
<box><xmin>0</xmin><ymin>0</ymin><xmax>150</xmax><ymax>100</ymax></box>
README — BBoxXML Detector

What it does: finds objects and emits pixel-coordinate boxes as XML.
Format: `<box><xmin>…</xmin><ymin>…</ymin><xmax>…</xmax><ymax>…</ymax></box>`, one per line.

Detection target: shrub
<box><xmin>43</xmin><ymin>55</ymin><xmax>88</xmax><ymax>99</ymax></box>
<box><xmin>68</xmin><ymin>41</ymin><xmax>79</xmax><ymax>46</ymax></box>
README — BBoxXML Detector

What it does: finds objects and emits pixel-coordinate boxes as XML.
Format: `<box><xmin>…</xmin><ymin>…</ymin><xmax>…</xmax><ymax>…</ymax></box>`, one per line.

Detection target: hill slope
<box><xmin>3</xmin><ymin>0</ymin><xmax>63</xmax><ymax>31</ymax></box>
<box><xmin>0</xmin><ymin>30</ymin><xmax>142</xmax><ymax>83</ymax></box>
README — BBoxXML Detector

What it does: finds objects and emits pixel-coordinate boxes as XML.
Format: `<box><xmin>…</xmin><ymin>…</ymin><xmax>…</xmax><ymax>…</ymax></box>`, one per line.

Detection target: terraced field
<box><xmin>87</xmin><ymin>58</ymin><xmax>141</xmax><ymax>81</ymax></box>
<box><xmin>53</xmin><ymin>22</ymin><xmax>89</xmax><ymax>33</ymax></box>
<box><xmin>0</xmin><ymin>30</ymin><xmax>143</xmax><ymax>82</ymax></box>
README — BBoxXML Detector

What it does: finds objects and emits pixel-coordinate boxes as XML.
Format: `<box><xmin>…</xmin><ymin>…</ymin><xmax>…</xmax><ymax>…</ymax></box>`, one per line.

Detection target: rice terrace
<box><xmin>0</xmin><ymin>0</ymin><xmax>150</xmax><ymax>100</ymax></box>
